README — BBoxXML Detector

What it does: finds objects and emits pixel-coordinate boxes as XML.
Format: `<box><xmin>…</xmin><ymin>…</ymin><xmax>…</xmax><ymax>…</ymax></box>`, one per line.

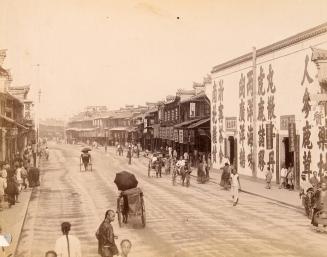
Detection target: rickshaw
<box><xmin>116</xmin><ymin>187</ymin><xmax>146</xmax><ymax>228</ymax></box>
<box><xmin>80</xmin><ymin>148</ymin><xmax>92</xmax><ymax>171</ymax></box>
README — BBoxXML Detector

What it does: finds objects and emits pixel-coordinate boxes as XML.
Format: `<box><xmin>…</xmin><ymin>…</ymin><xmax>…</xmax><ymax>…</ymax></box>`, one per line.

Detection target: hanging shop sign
<box><xmin>266</xmin><ymin>123</ymin><xmax>274</xmax><ymax>150</ymax></box>
<box><xmin>174</xmin><ymin>129</ymin><xmax>179</xmax><ymax>142</ymax></box>
<box><xmin>183</xmin><ymin>129</ymin><xmax>189</xmax><ymax>143</ymax></box>
<box><xmin>288</xmin><ymin>122</ymin><xmax>297</xmax><ymax>152</ymax></box>
<box><xmin>280</xmin><ymin>115</ymin><xmax>295</xmax><ymax>130</ymax></box>
<box><xmin>179</xmin><ymin>129</ymin><xmax>184</xmax><ymax>144</ymax></box>
<box><xmin>189</xmin><ymin>130</ymin><xmax>195</xmax><ymax>144</ymax></box>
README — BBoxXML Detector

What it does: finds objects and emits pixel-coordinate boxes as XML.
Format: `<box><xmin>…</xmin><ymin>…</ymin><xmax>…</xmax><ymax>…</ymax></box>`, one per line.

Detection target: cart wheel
<box><xmin>141</xmin><ymin>199</ymin><xmax>146</xmax><ymax>227</ymax></box>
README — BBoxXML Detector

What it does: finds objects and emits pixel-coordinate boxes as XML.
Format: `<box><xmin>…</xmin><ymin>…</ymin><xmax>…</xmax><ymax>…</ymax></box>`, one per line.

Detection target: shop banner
<box><xmin>189</xmin><ymin>130</ymin><xmax>195</xmax><ymax>144</ymax></box>
<box><xmin>179</xmin><ymin>129</ymin><xmax>184</xmax><ymax>144</ymax></box>
<box><xmin>266</xmin><ymin>123</ymin><xmax>274</xmax><ymax>150</ymax></box>
<box><xmin>288</xmin><ymin>122</ymin><xmax>296</xmax><ymax>152</ymax></box>
<box><xmin>174</xmin><ymin>129</ymin><xmax>179</xmax><ymax>142</ymax></box>
<box><xmin>183</xmin><ymin>129</ymin><xmax>189</xmax><ymax>143</ymax></box>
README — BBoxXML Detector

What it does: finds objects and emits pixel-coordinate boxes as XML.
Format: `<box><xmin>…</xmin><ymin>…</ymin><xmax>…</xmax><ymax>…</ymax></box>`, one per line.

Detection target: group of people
<box><xmin>279</xmin><ymin>164</ymin><xmax>295</xmax><ymax>190</ymax></box>
<box><xmin>0</xmin><ymin>147</ymin><xmax>40</xmax><ymax>211</ymax></box>
<box><xmin>44</xmin><ymin>210</ymin><xmax>132</xmax><ymax>257</ymax></box>
<box><xmin>219</xmin><ymin>162</ymin><xmax>241</xmax><ymax>206</ymax></box>
<box><xmin>116</xmin><ymin>143</ymin><xmax>140</xmax><ymax>165</ymax></box>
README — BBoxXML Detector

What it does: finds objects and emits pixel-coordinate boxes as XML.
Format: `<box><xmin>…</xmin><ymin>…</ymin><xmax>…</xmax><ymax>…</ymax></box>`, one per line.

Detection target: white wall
<box><xmin>210</xmin><ymin>32</ymin><xmax>327</xmax><ymax>182</ymax></box>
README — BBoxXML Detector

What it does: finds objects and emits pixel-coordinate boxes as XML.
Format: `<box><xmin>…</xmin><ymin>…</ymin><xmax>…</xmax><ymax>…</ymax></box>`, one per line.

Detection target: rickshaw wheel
<box><xmin>117</xmin><ymin>198</ymin><xmax>122</xmax><ymax>227</ymax></box>
<box><xmin>141</xmin><ymin>200</ymin><xmax>146</xmax><ymax>228</ymax></box>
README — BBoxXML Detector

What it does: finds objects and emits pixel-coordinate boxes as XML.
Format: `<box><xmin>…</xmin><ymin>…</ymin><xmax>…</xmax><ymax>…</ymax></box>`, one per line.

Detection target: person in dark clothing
<box><xmin>122</xmin><ymin>195</ymin><xmax>129</xmax><ymax>224</ymax></box>
<box><xmin>127</xmin><ymin>148</ymin><xmax>132</xmax><ymax>165</ymax></box>
<box><xmin>96</xmin><ymin>210</ymin><xmax>118</xmax><ymax>257</ymax></box>
<box><xmin>5</xmin><ymin>175</ymin><xmax>18</xmax><ymax>207</ymax></box>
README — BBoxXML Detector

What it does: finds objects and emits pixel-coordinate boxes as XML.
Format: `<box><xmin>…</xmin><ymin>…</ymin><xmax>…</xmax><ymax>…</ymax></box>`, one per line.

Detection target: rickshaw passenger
<box><xmin>81</xmin><ymin>152</ymin><xmax>91</xmax><ymax>171</ymax></box>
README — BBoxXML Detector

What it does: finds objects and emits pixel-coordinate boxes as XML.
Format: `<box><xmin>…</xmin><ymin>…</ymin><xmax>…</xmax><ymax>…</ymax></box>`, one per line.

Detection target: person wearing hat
<box><xmin>55</xmin><ymin>222</ymin><xmax>81</xmax><ymax>257</ymax></box>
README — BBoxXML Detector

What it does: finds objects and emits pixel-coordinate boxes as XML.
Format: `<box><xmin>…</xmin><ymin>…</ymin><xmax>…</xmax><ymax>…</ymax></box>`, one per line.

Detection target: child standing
<box><xmin>265</xmin><ymin>166</ymin><xmax>273</xmax><ymax>189</ymax></box>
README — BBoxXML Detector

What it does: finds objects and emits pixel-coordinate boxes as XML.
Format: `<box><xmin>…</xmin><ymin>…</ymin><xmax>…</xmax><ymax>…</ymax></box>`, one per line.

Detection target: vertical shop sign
<box><xmin>266</xmin><ymin>123</ymin><xmax>274</xmax><ymax>150</ymax></box>
<box><xmin>288</xmin><ymin>123</ymin><xmax>296</xmax><ymax>152</ymax></box>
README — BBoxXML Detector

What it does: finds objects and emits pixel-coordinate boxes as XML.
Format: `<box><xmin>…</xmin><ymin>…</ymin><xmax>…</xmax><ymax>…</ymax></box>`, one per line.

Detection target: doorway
<box><xmin>228</xmin><ymin>136</ymin><xmax>236</xmax><ymax>165</ymax></box>
<box><xmin>282</xmin><ymin>137</ymin><xmax>294</xmax><ymax>168</ymax></box>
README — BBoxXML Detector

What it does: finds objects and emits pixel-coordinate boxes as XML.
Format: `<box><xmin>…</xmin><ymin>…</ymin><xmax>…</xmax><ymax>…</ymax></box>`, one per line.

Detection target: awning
<box><xmin>108</xmin><ymin>127</ymin><xmax>128</xmax><ymax>132</ymax></box>
<box><xmin>187</xmin><ymin>118</ymin><xmax>210</xmax><ymax>129</ymax></box>
<box><xmin>174</xmin><ymin>118</ymin><xmax>201</xmax><ymax>128</ymax></box>
<box><xmin>65</xmin><ymin>127</ymin><xmax>97</xmax><ymax>132</ymax></box>
<box><xmin>0</xmin><ymin>114</ymin><xmax>29</xmax><ymax>130</ymax></box>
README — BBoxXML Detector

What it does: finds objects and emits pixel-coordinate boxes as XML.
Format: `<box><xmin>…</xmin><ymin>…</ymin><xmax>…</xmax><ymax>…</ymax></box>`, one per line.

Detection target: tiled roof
<box><xmin>212</xmin><ymin>22</ymin><xmax>327</xmax><ymax>73</ymax></box>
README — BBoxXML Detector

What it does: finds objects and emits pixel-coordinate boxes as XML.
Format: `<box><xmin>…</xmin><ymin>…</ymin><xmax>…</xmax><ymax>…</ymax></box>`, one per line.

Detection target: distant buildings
<box><xmin>66</xmin><ymin>79</ymin><xmax>212</xmax><ymax>162</ymax></box>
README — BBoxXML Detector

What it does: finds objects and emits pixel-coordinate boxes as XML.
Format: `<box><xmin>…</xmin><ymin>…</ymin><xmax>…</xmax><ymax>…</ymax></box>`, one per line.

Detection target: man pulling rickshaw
<box><xmin>80</xmin><ymin>147</ymin><xmax>92</xmax><ymax>171</ymax></box>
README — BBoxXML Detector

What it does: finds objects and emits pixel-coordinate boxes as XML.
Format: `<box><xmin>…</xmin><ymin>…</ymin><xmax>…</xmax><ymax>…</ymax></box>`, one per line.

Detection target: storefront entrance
<box><xmin>282</xmin><ymin>137</ymin><xmax>294</xmax><ymax>168</ymax></box>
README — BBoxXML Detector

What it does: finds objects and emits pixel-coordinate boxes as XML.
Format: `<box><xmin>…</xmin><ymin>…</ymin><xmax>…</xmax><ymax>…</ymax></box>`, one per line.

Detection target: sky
<box><xmin>1</xmin><ymin>0</ymin><xmax>327</xmax><ymax>121</ymax></box>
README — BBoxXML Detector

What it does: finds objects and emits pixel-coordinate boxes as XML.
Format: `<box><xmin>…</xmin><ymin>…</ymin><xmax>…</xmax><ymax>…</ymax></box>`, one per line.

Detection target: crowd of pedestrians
<box><xmin>0</xmin><ymin>146</ymin><xmax>40</xmax><ymax>212</ymax></box>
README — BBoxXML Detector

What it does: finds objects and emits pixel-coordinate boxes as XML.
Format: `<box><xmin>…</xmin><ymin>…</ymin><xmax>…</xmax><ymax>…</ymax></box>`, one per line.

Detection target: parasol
<box><xmin>81</xmin><ymin>147</ymin><xmax>92</xmax><ymax>152</ymax></box>
<box><xmin>114</xmin><ymin>171</ymin><xmax>138</xmax><ymax>191</ymax></box>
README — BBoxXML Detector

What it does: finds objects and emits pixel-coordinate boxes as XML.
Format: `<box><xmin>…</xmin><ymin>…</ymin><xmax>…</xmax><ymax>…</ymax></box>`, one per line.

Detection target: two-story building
<box><xmin>0</xmin><ymin>50</ymin><xmax>32</xmax><ymax>163</ymax></box>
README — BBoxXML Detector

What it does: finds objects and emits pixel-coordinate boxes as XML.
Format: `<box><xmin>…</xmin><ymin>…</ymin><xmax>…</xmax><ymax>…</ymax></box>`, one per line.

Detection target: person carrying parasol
<box><xmin>80</xmin><ymin>148</ymin><xmax>92</xmax><ymax>171</ymax></box>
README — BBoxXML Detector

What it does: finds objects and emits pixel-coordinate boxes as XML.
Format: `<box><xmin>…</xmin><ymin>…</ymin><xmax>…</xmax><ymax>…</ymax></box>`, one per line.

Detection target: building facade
<box><xmin>210</xmin><ymin>23</ymin><xmax>327</xmax><ymax>187</ymax></box>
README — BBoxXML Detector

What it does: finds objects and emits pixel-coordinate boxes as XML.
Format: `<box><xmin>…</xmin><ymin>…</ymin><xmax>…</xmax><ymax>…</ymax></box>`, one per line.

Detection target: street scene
<box><xmin>1</xmin><ymin>1</ymin><xmax>327</xmax><ymax>257</ymax></box>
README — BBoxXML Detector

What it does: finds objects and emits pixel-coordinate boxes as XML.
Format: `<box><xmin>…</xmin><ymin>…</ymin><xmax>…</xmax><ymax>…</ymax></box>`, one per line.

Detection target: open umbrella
<box><xmin>81</xmin><ymin>147</ymin><xmax>92</xmax><ymax>152</ymax></box>
<box><xmin>114</xmin><ymin>171</ymin><xmax>138</xmax><ymax>191</ymax></box>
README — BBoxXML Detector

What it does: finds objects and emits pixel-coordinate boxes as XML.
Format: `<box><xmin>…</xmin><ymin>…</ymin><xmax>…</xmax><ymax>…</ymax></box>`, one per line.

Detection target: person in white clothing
<box><xmin>279</xmin><ymin>164</ymin><xmax>288</xmax><ymax>189</ymax></box>
<box><xmin>230</xmin><ymin>168</ymin><xmax>241</xmax><ymax>206</ymax></box>
<box><xmin>55</xmin><ymin>222</ymin><xmax>81</xmax><ymax>257</ymax></box>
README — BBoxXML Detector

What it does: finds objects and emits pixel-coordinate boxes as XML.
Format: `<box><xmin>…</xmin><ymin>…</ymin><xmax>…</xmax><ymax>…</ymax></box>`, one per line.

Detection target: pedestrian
<box><xmin>183</xmin><ymin>152</ymin><xmax>189</xmax><ymax>161</ymax></box>
<box><xmin>0</xmin><ymin>162</ymin><xmax>7</xmax><ymax>183</ymax></box>
<box><xmin>173</xmin><ymin>149</ymin><xmax>177</xmax><ymax>159</ymax></box>
<box><xmin>310</xmin><ymin>171</ymin><xmax>320</xmax><ymax>189</ymax></box>
<box><xmin>311</xmin><ymin>182</ymin><xmax>327</xmax><ymax>227</ymax></box>
<box><xmin>220</xmin><ymin>163</ymin><xmax>230</xmax><ymax>190</ymax></box>
<box><xmin>20</xmin><ymin>162</ymin><xmax>28</xmax><ymax>190</ymax></box>
<box><xmin>265</xmin><ymin>166</ymin><xmax>272</xmax><ymax>189</ymax></box>
<box><xmin>205</xmin><ymin>155</ymin><xmax>211</xmax><ymax>179</ymax></box>
<box><xmin>230</xmin><ymin>168</ymin><xmax>241</xmax><ymax>206</ymax></box>
<box><xmin>136</xmin><ymin>145</ymin><xmax>140</xmax><ymax>158</ymax></box>
<box><xmin>197</xmin><ymin>158</ymin><xmax>206</xmax><ymax>184</ymax></box>
<box><xmin>279</xmin><ymin>164</ymin><xmax>287</xmax><ymax>189</ymax></box>
<box><xmin>287</xmin><ymin>165</ymin><xmax>294</xmax><ymax>190</ymax></box>
<box><xmin>45</xmin><ymin>251</ymin><xmax>58</xmax><ymax>257</ymax></box>
<box><xmin>127</xmin><ymin>148</ymin><xmax>132</xmax><ymax>165</ymax></box>
<box><xmin>15</xmin><ymin>162</ymin><xmax>23</xmax><ymax>193</ymax></box>
<box><xmin>5</xmin><ymin>175</ymin><xmax>17</xmax><ymax>207</ymax></box>
<box><xmin>55</xmin><ymin>222</ymin><xmax>81</xmax><ymax>257</ymax></box>
<box><xmin>168</xmin><ymin>146</ymin><xmax>172</xmax><ymax>158</ymax></box>
<box><xmin>120</xmin><ymin>239</ymin><xmax>132</xmax><ymax>257</ymax></box>
<box><xmin>0</xmin><ymin>172</ymin><xmax>7</xmax><ymax>211</ymax></box>
<box><xmin>96</xmin><ymin>210</ymin><xmax>119</xmax><ymax>257</ymax></box>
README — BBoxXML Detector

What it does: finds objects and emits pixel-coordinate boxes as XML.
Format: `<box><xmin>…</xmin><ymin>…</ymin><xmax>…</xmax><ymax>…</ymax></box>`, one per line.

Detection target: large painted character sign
<box><xmin>301</xmin><ymin>55</ymin><xmax>314</xmax><ymax>86</ymax></box>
